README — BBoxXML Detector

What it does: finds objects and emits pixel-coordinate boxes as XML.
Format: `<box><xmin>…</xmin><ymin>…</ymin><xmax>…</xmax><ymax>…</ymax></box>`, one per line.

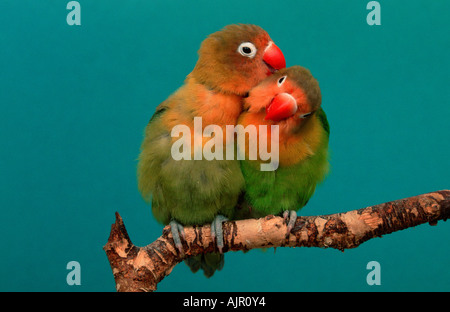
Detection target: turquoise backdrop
<box><xmin>1</xmin><ymin>0</ymin><xmax>449</xmax><ymax>291</ymax></box>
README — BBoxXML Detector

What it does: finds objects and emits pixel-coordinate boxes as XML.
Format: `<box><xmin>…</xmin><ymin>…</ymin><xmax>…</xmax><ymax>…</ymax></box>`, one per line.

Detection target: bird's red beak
<box><xmin>265</xmin><ymin>93</ymin><xmax>297</xmax><ymax>121</ymax></box>
<box><xmin>263</xmin><ymin>42</ymin><xmax>286</xmax><ymax>73</ymax></box>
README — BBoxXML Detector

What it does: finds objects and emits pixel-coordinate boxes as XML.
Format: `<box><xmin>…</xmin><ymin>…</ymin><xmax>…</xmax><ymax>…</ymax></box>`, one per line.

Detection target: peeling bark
<box><xmin>103</xmin><ymin>190</ymin><xmax>450</xmax><ymax>292</ymax></box>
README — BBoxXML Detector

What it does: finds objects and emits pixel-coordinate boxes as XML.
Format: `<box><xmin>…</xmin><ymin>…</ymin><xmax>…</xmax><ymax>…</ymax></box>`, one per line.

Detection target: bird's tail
<box><xmin>184</xmin><ymin>253</ymin><xmax>224</xmax><ymax>278</ymax></box>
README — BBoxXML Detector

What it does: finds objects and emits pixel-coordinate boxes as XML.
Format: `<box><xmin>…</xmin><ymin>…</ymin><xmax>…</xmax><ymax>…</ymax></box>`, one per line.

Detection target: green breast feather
<box><xmin>241</xmin><ymin>108</ymin><xmax>330</xmax><ymax>217</ymax></box>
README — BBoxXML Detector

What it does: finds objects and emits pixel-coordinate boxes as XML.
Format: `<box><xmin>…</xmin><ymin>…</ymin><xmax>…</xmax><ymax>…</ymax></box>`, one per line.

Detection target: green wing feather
<box><xmin>316</xmin><ymin>107</ymin><xmax>330</xmax><ymax>137</ymax></box>
<box><xmin>138</xmin><ymin>98</ymin><xmax>244</xmax><ymax>226</ymax></box>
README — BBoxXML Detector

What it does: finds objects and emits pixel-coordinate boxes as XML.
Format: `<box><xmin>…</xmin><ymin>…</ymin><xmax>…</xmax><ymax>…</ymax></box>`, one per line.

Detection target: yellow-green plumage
<box><xmin>137</xmin><ymin>78</ymin><xmax>245</xmax><ymax>278</ymax></box>
<box><xmin>138</xmin><ymin>104</ymin><xmax>245</xmax><ymax>226</ymax></box>
<box><xmin>240</xmin><ymin>109</ymin><xmax>329</xmax><ymax>217</ymax></box>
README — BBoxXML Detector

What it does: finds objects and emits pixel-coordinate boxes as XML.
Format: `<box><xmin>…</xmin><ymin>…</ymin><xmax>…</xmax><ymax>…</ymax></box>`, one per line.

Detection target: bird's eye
<box><xmin>238</xmin><ymin>42</ymin><xmax>257</xmax><ymax>58</ymax></box>
<box><xmin>277</xmin><ymin>76</ymin><xmax>287</xmax><ymax>87</ymax></box>
<box><xmin>299</xmin><ymin>112</ymin><xmax>313</xmax><ymax>119</ymax></box>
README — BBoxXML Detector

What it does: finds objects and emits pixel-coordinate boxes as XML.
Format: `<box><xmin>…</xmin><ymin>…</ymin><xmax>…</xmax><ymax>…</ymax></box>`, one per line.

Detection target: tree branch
<box><xmin>103</xmin><ymin>190</ymin><xmax>450</xmax><ymax>292</ymax></box>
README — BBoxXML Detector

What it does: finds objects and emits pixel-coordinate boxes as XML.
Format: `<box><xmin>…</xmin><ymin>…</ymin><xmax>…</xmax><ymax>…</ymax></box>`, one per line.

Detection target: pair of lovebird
<box><xmin>137</xmin><ymin>24</ymin><xmax>330</xmax><ymax>277</ymax></box>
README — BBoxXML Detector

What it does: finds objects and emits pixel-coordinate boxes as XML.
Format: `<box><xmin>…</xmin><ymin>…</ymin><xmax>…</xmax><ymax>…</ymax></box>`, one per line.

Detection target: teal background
<box><xmin>1</xmin><ymin>0</ymin><xmax>449</xmax><ymax>291</ymax></box>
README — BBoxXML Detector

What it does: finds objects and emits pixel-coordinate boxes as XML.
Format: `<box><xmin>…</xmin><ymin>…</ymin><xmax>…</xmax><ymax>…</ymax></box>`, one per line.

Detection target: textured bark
<box><xmin>104</xmin><ymin>190</ymin><xmax>450</xmax><ymax>292</ymax></box>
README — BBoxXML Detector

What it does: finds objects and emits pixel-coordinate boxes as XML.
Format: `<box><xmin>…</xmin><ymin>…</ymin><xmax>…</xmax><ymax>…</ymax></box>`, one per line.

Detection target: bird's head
<box><xmin>191</xmin><ymin>24</ymin><xmax>286</xmax><ymax>96</ymax></box>
<box><xmin>244</xmin><ymin>65</ymin><xmax>322</xmax><ymax>129</ymax></box>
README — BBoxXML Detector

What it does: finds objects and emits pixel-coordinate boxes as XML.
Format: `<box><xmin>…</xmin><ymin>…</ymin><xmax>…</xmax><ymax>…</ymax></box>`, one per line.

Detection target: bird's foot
<box><xmin>169</xmin><ymin>220</ymin><xmax>186</xmax><ymax>257</ymax></box>
<box><xmin>283</xmin><ymin>210</ymin><xmax>297</xmax><ymax>237</ymax></box>
<box><xmin>210</xmin><ymin>215</ymin><xmax>229</xmax><ymax>254</ymax></box>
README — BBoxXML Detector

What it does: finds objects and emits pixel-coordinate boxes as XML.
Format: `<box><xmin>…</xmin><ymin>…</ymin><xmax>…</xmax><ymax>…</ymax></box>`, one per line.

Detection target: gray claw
<box><xmin>211</xmin><ymin>215</ymin><xmax>228</xmax><ymax>254</ymax></box>
<box><xmin>283</xmin><ymin>210</ymin><xmax>297</xmax><ymax>237</ymax></box>
<box><xmin>169</xmin><ymin>220</ymin><xmax>185</xmax><ymax>256</ymax></box>
<box><xmin>211</xmin><ymin>219</ymin><xmax>216</xmax><ymax>243</ymax></box>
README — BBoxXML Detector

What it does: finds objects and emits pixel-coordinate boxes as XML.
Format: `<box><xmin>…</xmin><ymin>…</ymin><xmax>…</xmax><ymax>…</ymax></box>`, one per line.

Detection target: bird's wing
<box><xmin>316</xmin><ymin>107</ymin><xmax>330</xmax><ymax>137</ymax></box>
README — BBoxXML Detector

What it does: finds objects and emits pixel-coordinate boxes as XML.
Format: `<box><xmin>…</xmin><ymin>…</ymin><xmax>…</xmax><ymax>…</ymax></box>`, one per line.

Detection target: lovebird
<box><xmin>137</xmin><ymin>24</ymin><xmax>286</xmax><ymax>277</ymax></box>
<box><xmin>237</xmin><ymin>65</ymin><xmax>329</xmax><ymax>234</ymax></box>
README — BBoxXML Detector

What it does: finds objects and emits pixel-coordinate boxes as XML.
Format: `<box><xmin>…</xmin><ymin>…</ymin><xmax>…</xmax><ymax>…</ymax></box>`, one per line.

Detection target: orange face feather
<box><xmin>238</xmin><ymin>66</ymin><xmax>325</xmax><ymax>166</ymax></box>
<box><xmin>190</xmin><ymin>24</ymin><xmax>285</xmax><ymax>96</ymax></box>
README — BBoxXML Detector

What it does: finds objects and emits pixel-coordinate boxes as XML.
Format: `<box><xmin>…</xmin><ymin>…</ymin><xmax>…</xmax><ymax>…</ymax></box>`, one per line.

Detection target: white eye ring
<box><xmin>237</xmin><ymin>42</ymin><xmax>257</xmax><ymax>58</ymax></box>
<box><xmin>277</xmin><ymin>75</ymin><xmax>287</xmax><ymax>87</ymax></box>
